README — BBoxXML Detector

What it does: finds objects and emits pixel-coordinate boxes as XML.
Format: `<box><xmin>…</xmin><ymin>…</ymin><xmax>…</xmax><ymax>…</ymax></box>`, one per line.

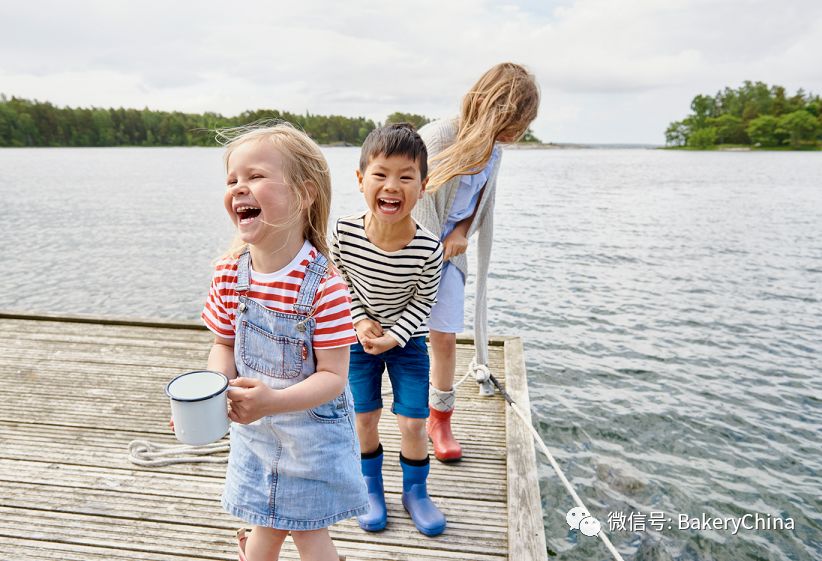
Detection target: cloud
<box><xmin>1</xmin><ymin>0</ymin><xmax>820</xmax><ymax>143</ymax></box>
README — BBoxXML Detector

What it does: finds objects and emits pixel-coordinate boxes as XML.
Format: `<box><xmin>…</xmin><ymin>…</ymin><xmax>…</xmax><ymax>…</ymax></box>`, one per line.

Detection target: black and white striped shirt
<box><xmin>331</xmin><ymin>212</ymin><xmax>443</xmax><ymax>347</ymax></box>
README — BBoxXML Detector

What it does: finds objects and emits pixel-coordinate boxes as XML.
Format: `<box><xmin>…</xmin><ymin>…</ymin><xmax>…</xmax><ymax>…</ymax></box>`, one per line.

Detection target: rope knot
<box><xmin>469</xmin><ymin>358</ymin><xmax>491</xmax><ymax>383</ymax></box>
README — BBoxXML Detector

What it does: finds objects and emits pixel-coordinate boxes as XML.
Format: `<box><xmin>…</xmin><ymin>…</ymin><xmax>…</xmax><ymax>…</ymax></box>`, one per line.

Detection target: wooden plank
<box><xmin>0</xmin><ymin>421</ymin><xmax>507</xmax><ymax>460</ymax></box>
<box><xmin>0</xmin><ymin>439</ymin><xmax>508</xmax><ymax>486</ymax></box>
<box><xmin>0</xmin><ymin>505</ymin><xmax>507</xmax><ymax>558</ymax></box>
<box><xmin>0</xmin><ymin>482</ymin><xmax>508</xmax><ymax>529</ymax></box>
<box><xmin>0</xmin><ymin>459</ymin><xmax>507</xmax><ymax>504</ymax></box>
<box><xmin>0</xmin><ymin>316</ymin><xmax>545</xmax><ymax>561</ymax></box>
<box><xmin>503</xmin><ymin>338</ymin><xmax>548</xmax><ymax>561</ymax></box>
<box><xmin>0</xmin><ymin>505</ymin><xmax>508</xmax><ymax>557</ymax></box>
<box><xmin>0</xmin><ymin>537</ymin><xmax>280</xmax><ymax>561</ymax></box>
<box><xmin>0</xmin><ymin>312</ymin><xmax>510</xmax><ymax>344</ymax></box>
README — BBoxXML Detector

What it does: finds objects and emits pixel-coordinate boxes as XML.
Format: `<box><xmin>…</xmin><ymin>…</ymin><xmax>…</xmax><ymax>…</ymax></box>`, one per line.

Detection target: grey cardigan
<box><xmin>412</xmin><ymin>118</ymin><xmax>502</xmax><ymax>366</ymax></box>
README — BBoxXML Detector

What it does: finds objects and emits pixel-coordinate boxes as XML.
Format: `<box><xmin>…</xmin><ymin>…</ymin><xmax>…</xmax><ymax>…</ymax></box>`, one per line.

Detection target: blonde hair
<box><xmin>216</xmin><ymin>121</ymin><xmax>332</xmax><ymax>260</ymax></box>
<box><xmin>427</xmin><ymin>63</ymin><xmax>540</xmax><ymax>191</ymax></box>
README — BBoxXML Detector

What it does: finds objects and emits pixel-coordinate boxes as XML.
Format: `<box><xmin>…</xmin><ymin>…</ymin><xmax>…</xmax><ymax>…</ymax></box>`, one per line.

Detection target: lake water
<box><xmin>1</xmin><ymin>147</ymin><xmax>820</xmax><ymax>561</ymax></box>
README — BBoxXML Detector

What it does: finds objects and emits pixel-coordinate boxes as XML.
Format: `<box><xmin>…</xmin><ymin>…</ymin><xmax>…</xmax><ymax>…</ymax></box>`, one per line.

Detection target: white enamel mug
<box><xmin>166</xmin><ymin>370</ymin><xmax>230</xmax><ymax>445</ymax></box>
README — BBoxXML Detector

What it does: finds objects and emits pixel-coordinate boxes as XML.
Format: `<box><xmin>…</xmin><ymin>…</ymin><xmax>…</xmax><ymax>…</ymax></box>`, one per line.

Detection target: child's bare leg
<box><xmin>355</xmin><ymin>409</ymin><xmax>381</xmax><ymax>453</ymax></box>
<box><xmin>245</xmin><ymin>526</ymin><xmax>288</xmax><ymax>561</ymax></box>
<box><xmin>428</xmin><ymin>330</ymin><xmax>456</xmax><ymax>391</ymax></box>
<box><xmin>397</xmin><ymin>415</ymin><xmax>427</xmax><ymax>459</ymax></box>
<box><xmin>291</xmin><ymin>528</ymin><xmax>338</xmax><ymax>561</ymax></box>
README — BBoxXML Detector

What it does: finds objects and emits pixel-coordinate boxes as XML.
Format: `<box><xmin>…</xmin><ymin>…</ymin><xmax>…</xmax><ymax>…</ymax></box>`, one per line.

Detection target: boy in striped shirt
<box><xmin>332</xmin><ymin>124</ymin><xmax>446</xmax><ymax>536</ymax></box>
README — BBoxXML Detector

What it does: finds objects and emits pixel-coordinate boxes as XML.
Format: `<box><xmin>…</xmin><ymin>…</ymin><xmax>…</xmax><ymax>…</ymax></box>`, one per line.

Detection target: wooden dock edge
<box><xmin>0</xmin><ymin>311</ymin><xmax>510</xmax><ymax>346</ymax></box>
<box><xmin>503</xmin><ymin>337</ymin><xmax>547</xmax><ymax>561</ymax></box>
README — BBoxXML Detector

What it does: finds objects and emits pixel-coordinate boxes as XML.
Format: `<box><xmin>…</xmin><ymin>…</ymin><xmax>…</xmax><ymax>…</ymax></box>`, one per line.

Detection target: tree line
<box><xmin>0</xmin><ymin>97</ymin><xmax>541</xmax><ymax>148</ymax></box>
<box><xmin>0</xmin><ymin>95</ymin><xmax>385</xmax><ymax>147</ymax></box>
<box><xmin>665</xmin><ymin>82</ymin><xmax>822</xmax><ymax>149</ymax></box>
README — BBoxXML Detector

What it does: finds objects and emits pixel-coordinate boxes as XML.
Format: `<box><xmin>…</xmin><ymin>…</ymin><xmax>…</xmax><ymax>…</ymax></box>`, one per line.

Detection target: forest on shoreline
<box><xmin>0</xmin><ymin>96</ymin><xmax>540</xmax><ymax>147</ymax></box>
<box><xmin>665</xmin><ymin>82</ymin><xmax>822</xmax><ymax>149</ymax></box>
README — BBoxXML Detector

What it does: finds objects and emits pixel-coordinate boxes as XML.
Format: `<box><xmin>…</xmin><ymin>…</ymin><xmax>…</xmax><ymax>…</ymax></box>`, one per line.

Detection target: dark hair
<box><xmin>359</xmin><ymin>123</ymin><xmax>428</xmax><ymax>179</ymax></box>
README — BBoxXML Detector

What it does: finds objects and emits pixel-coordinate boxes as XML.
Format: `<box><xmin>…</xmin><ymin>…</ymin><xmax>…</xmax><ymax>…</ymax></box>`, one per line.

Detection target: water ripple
<box><xmin>1</xmin><ymin>147</ymin><xmax>821</xmax><ymax>560</ymax></box>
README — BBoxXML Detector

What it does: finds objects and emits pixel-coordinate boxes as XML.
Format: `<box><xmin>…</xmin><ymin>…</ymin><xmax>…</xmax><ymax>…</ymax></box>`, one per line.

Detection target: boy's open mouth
<box><xmin>377</xmin><ymin>198</ymin><xmax>401</xmax><ymax>214</ymax></box>
<box><xmin>236</xmin><ymin>206</ymin><xmax>261</xmax><ymax>224</ymax></box>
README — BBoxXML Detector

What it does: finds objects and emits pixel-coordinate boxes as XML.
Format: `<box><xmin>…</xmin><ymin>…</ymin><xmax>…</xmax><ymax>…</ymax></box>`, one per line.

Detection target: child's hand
<box><xmin>362</xmin><ymin>334</ymin><xmax>399</xmax><ymax>355</ymax></box>
<box><xmin>355</xmin><ymin>319</ymin><xmax>383</xmax><ymax>344</ymax></box>
<box><xmin>227</xmin><ymin>378</ymin><xmax>280</xmax><ymax>424</ymax></box>
<box><xmin>443</xmin><ymin>230</ymin><xmax>469</xmax><ymax>261</ymax></box>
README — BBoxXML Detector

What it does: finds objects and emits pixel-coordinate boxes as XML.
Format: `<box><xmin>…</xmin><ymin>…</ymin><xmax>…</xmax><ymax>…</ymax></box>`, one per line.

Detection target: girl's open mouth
<box><xmin>377</xmin><ymin>198</ymin><xmax>401</xmax><ymax>214</ymax></box>
<box><xmin>236</xmin><ymin>206</ymin><xmax>261</xmax><ymax>224</ymax></box>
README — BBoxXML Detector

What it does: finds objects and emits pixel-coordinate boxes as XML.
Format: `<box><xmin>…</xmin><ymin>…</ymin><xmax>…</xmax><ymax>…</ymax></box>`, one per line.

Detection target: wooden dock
<box><xmin>0</xmin><ymin>313</ymin><xmax>545</xmax><ymax>561</ymax></box>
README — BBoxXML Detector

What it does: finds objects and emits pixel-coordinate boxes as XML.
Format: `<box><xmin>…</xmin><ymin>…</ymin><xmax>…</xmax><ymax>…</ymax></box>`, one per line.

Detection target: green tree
<box><xmin>385</xmin><ymin>112</ymin><xmax>430</xmax><ymax>130</ymax></box>
<box><xmin>777</xmin><ymin>110</ymin><xmax>821</xmax><ymax>147</ymax></box>
<box><xmin>746</xmin><ymin>115</ymin><xmax>781</xmax><ymax>147</ymax></box>
<box><xmin>665</xmin><ymin>121</ymin><xmax>688</xmax><ymax>146</ymax></box>
<box><xmin>17</xmin><ymin>112</ymin><xmax>40</xmax><ymax>145</ymax></box>
<box><xmin>708</xmin><ymin>114</ymin><xmax>747</xmax><ymax>144</ymax></box>
<box><xmin>772</xmin><ymin>86</ymin><xmax>787</xmax><ymax>116</ymax></box>
<box><xmin>518</xmin><ymin>127</ymin><xmax>541</xmax><ymax>143</ymax></box>
<box><xmin>690</xmin><ymin>94</ymin><xmax>717</xmax><ymax>127</ymax></box>
<box><xmin>666</xmin><ymin>82</ymin><xmax>821</xmax><ymax>149</ymax></box>
<box><xmin>0</xmin><ymin>103</ymin><xmax>23</xmax><ymax>146</ymax></box>
<box><xmin>787</xmin><ymin>89</ymin><xmax>807</xmax><ymax>113</ymax></box>
<box><xmin>687</xmin><ymin>127</ymin><xmax>717</xmax><ymax>148</ymax></box>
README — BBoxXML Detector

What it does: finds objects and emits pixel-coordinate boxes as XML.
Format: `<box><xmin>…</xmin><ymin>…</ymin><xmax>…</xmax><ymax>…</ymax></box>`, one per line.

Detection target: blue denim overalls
<box><xmin>221</xmin><ymin>249</ymin><xmax>368</xmax><ymax>530</ymax></box>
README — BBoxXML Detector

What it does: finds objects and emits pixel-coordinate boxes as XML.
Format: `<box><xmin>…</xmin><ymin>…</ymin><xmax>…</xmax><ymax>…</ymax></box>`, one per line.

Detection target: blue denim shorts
<box><xmin>349</xmin><ymin>336</ymin><xmax>430</xmax><ymax>418</ymax></box>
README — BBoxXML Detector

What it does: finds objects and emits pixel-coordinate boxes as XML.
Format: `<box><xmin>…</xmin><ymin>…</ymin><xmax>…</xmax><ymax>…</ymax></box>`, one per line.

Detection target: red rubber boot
<box><xmin>427</xmin><ymin>407</ymin><xmax>462</xmax><ymax>462</ymax></box>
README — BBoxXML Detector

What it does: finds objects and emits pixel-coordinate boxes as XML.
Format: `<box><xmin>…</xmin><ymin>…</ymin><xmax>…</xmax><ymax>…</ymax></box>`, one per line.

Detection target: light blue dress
<box><xmin>221</xmin><ymin>249</ymin><xmax>368</xmax><ymax>530</ymax></box>
<box><xmin>429</xmin><ymin>145</ymin><xmax>501</xmax><ymax>333</ymax></box>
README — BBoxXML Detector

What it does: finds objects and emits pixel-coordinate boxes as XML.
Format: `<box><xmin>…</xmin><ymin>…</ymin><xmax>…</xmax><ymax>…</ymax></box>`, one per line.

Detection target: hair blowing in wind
<box><xmin>426</xmin><ymin>63</ymin><xmax>540</xmax><ymax>191</ymax></box>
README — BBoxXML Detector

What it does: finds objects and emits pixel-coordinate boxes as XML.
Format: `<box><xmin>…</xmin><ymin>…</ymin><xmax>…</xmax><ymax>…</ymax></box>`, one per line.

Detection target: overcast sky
<box><xmin>2</xmin><ymin>0</ymin><xmax>821</xmax><ymax>144</ymax></box>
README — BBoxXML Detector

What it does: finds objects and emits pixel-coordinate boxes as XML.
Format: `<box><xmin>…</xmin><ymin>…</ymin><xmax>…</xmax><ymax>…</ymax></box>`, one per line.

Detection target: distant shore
<box><xmin>506</xmin><ymin>142</ymin><xmax>661</xmax><ymax>150</ymax></box>
<box><xmin>662</xmin><ymin>144</ymin><xmax>822</xmax><ymax>151</ymax></box>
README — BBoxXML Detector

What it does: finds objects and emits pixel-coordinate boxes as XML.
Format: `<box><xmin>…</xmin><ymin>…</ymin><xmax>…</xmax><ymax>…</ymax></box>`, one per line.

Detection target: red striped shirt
<box><xmin>201</xmin><ymin>242</ymin><xmax>357</xmax><ymax>349</ymax></box>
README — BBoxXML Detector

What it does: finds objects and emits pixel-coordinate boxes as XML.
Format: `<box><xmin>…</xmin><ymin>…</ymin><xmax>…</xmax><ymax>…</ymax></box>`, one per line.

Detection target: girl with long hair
<box><xmin>413</xmin><ymin>63</ymin><xmax>540</xmax><ymax>461</ymax></box>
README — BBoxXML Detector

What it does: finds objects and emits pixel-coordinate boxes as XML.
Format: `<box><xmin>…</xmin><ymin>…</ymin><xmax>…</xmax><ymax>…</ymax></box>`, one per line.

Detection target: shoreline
<box><xmin>662</xmin><ymin>144</ymin><xmax>822</xmax><ymax>152</ymax></box>
<box><xmin>506</xmin><ymin>141</ymin><xmax>661</xmax><ymax>150</ymax></box>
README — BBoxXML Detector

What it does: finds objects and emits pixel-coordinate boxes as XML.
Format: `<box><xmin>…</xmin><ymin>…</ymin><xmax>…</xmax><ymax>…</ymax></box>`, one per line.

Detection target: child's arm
<box><xmin>442</xmin><ymin>185</ymin><xmax>485</xmax><ymax>261</ymax></box>
<box><xmin>226</xmin><ymin>346</ymin><xmax>349</xmax><ymax>424</ymax></box>
<box><xmin>206</xmin><ymin>336</ymin><xmax>237</xmax><ymax>379</ymax></box>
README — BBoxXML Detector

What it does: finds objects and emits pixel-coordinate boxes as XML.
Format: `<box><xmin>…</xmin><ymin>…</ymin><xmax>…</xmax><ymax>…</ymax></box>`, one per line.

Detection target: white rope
<box><xmin>452</xmin><ymin>366</ymin><xmax>474</xmax><ymax>389</ymax></box>
<box><xmin>492</xmin><ymin>376</ymin><xmax>625</xmax><ymax>561</ymax></box>
<box><xmin>462</xmin><ymin>358</ymin><xmax>495</xmax><ymax>396</ymax></box>
<box><xmin>508</xmin><ymin>402</ymin><xmax>624</xmax><ymax>561</ymax></box>
<box><xmin>128</xmin><ymin>439</ymin><xmax>229</xmax><ymax>466</ymax></box>
<box><xmin>453</xmin><ymin>358</ymin><xmax>622</xmax><ymax>558</ymax></box>
<box><xmin>459</xmin><ymin>357</ymin><xmax>490</xmax><ymax>386</ymax></box>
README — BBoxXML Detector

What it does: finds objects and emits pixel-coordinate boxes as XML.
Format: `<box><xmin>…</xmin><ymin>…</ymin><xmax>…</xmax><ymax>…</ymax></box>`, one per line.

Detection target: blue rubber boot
<box><xmin>357</xmin><ymin>452</ymin><xmax>387</xmax><ymax>532</ymax></box>
<box><xmin>400</xmin><ymin>456</ymin><xmax>446</xmax><ymax>536</ymax></box>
